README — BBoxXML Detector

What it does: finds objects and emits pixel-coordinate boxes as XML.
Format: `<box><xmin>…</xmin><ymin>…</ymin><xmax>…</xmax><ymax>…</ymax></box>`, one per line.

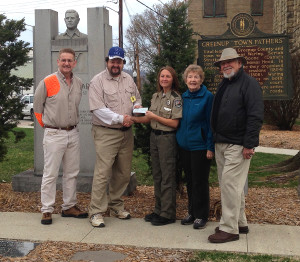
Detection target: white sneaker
<box><xmin>110</xmin><ymin>209</ymin><xmax>131</xmax><ymax>219</ymax></box>
<box><xmin>90</xmin><ymin>213</ymin><xmax>105</xmax><ymax>227</ymax></box>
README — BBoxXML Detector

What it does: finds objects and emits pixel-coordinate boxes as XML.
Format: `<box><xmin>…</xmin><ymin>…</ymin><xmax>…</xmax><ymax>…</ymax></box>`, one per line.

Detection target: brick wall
<box><xmin>274</xmin><ymin>0</ymin><xmax>300</xmax><ymax>55</ymax></box>
<box><xmin>274</xmin><ymin>0</ymin><xmax>300</xmax><ymax>117</ymax></box>
<box><xmin>188</xmin><ymin>0</ymin><xmax>274</xmax><ymax>39</ymax></box>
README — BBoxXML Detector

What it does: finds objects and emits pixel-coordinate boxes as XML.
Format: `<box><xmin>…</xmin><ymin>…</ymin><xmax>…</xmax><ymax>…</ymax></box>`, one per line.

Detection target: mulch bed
<box><xmin>1</xmin><ymin>183</ymin><xmax>299</xmax><ymax>226</ymax></box>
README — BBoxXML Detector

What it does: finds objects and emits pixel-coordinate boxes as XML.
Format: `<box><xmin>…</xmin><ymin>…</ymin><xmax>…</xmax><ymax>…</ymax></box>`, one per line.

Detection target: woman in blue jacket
<box><xmin>176</xmin><ymin>64</ymin><xmax>214</xmax><ymax>229</ymax></box>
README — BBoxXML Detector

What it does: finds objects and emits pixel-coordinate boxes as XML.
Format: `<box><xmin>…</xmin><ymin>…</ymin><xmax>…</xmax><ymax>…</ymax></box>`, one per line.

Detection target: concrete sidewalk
<box><xmin>256</xmin><ymin>146</ymin><xmax>299</xmax><ymax>156</ymax></box>
<box><xmin>0</xmin><ymin>212</ymin><xmax>299</xmax><ymax>258</ymax></box>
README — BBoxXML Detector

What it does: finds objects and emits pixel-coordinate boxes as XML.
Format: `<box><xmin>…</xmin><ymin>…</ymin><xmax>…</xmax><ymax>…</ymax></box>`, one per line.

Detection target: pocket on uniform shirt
<box><xmin>125</xmin><ymin>86</ymin><xmax>136</xmax><ymax>103</ymax></box>
<box><xmin>159</xmin><ymin>107</ymin><xmax>172</xmax><ymax>119</ymax></box>
<box><xmin>125</xmin><ymin>86</ymin><xmax>135</xmax><ymax>95</ymax></box>
<box><xmin>103</xmin><ymin>88</ymin><xmax>119</xmax><ymax>108</ymax></box>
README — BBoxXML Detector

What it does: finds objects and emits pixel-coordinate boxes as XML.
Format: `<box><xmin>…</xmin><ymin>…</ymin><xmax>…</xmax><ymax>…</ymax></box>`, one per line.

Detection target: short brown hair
<box><xmin>58</xmin><ymin>48</ymin><xmax>76</xmax><ymax>60</ymax></box>
<box><xmin>183</xmin><ymin>64</ymin><xmax>205</xmax><ymax>82</ymax></box>
<box><xmin>156</xmin><ymin>66</ymin><xmax>180</xmax><ymax>92</ymax></box>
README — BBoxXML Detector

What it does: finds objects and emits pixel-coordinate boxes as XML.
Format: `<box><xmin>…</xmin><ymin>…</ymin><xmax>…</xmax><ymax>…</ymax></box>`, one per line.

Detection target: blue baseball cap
<box><xmin>108</xmin><ymin>46</ymin><xmax>125</xmax><ymax>60</ymax></box>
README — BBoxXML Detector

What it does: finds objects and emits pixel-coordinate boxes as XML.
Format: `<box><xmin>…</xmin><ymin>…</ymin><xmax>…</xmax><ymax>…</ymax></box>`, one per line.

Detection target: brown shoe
<box><xmin>208</xmin><ymin>230</ymin><xmax>239</xmax><ymax>243</ymax></box>
<box><xmin>215</xmin><ymin>226</ymin><xmax>249</xmax><ymax>234</ymax></box>
<box><xmin>61</xmin><ymin>205</ymin><xmax>88</xmax><ymax>218</ymax></box>
<box><xmin>41</xmin><ymin>212</ymin><xmax>52</xmax><ymax>225</ymax></box>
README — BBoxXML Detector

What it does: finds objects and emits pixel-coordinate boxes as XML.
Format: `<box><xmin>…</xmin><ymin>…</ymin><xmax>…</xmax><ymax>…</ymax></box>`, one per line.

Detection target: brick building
<box><xmin>188</xmin><ymin>0</ymin><xmax>274</xmax><ymax>38</ymax></box>
<box><xmin>273</xmin><ymin>0</ymin><xmax>300</xmax><ymax>56</ymax></box>
<box><xmin>273</xmin><ymin>0</ymin><xmax>300</xmax><ymax>118</ymax></box>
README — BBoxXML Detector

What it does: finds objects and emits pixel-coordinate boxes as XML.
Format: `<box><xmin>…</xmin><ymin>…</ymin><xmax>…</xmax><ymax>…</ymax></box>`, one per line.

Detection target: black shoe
<box><xmin>215</xmin><ymin>226</ymin><xmax>249</xmax><ymax>234</ymax></box>
<box><xmin>151</xmin><ymin>215</ymin><xmax>175</xmax><ymax>226</ymax></box>
<box><xmin>144</xmin><ymin>212</ymin><xmax>160</xmax><ymax>222</ymax></box>
<box><xmin>193</xmin><ymin>218</ymin><xmax>207</xmax><ymax>229</ymax></box>
<box><xmin>181</xmin><ymin>214</ymin><xmax>195</xmax><ymax>225</ymax></box>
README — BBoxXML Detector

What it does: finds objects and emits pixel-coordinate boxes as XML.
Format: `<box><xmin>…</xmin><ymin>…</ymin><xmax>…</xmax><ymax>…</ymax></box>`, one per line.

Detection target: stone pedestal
<box><xmin>12</xmin><ymin>170</ymin><xmax>137</xmax><ymax>196</ymax></box>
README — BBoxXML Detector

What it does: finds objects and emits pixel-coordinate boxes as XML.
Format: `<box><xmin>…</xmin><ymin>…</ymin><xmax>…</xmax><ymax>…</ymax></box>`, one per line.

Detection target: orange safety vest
<box><xmin>35</xmin><ymin>75</ymin><xmax>60</xmax><ymax>127</ymax></box>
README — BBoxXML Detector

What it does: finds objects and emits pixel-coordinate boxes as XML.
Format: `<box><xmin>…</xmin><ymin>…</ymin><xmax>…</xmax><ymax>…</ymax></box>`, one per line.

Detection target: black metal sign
<box><xmin>198</xmin><ymin>13</ymin><xmax>292</xmax><ymax>100</ymax></box>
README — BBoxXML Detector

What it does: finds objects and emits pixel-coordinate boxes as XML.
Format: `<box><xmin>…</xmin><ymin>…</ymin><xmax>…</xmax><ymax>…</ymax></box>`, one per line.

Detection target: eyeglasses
<box><xmin>60</xmin><ymin>59</ymin><xmax>75</xmax><ymax>63</ymax></box>
<box><xmin>220</xmin><ymin>59</ymin><xmax>238</xmax><ymax>67</ymax></box>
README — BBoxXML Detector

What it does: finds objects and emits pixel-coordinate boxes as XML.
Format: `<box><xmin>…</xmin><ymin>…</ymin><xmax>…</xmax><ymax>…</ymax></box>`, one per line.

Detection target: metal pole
<box><xmin>119</xmin><ymin>0</ymin><xmax>123</xmax><ymax>48</ymax></box>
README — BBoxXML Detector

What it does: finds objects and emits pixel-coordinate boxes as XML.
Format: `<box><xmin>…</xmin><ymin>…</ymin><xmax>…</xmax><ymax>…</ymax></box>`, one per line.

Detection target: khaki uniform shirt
<box><xmin>149</xmin><ymin>90</ymin><xmax>182</xmax><ymax>131</ymax></box>
<box><xmin>89</xmin><ymin>69</ymin><xmax>142</xmax><ymax>128</ymax></box>
<box><xmin>33</xmin><ymin>70</ymin><xmax>82</xmax><ymax>127</ymax></box>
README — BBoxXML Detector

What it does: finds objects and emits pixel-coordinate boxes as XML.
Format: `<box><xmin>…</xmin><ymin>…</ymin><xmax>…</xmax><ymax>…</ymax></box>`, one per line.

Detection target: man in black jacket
<box><xmin>208</xmin><ymin>48</ymin><xmax>264</xmax><ymax>243</ymax></box>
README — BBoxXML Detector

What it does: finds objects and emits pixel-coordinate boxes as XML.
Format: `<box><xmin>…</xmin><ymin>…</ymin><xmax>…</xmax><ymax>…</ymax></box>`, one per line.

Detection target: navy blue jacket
<box><xmin>176</xmin><ymin>85</ymin><xmax>214</xmax><ymax>152</ymax></box>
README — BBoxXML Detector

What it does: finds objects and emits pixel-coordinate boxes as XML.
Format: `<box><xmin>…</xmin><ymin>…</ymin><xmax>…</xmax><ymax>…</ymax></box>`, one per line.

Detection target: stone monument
<box><xmin>12</xmin><ymin>8</ymin><xmax>127</xmax><ymax>193</ymax></box>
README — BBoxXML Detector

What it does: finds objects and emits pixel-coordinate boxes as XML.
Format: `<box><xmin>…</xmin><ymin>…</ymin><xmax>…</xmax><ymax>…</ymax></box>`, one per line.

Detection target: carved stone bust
<box><xmin>56</xmin><ymin>9</ymin><xmax>87</xmax><ymax>40</ymax></box>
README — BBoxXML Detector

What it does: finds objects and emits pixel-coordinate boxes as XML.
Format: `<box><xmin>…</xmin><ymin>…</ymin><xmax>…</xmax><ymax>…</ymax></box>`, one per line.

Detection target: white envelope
<box><xmin>133</xmin><ymin>107</ymin><xmax>148</xmax><ymax>114</ymax></box>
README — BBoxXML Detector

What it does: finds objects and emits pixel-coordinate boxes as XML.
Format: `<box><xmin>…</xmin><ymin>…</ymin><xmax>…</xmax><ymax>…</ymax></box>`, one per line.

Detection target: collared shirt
<box><xmin>149</xmin><ymin>90</ymin><xmax>182</xmax><ymax>131</ymax></box>
<box><xmin>33</xmin><ymin>70</ymin><xmax>82</xmax><ymax>128</ymax></box>
<box><xmin>55</xmin><ymin>28</ymin><xmax>87</xmax><ymax>39</ymax></box>
<box><xmin>89</xmin><ymin>68</ymin><xmax>142</xmax><ymax>128</ymax></box>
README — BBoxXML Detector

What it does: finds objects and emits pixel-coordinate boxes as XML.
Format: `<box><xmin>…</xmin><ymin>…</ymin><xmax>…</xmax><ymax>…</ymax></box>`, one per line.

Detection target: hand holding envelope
<box><xmin>133</xmin><ymin>107</ymin><xmax>148</xmax><ymax>114</ymax></box>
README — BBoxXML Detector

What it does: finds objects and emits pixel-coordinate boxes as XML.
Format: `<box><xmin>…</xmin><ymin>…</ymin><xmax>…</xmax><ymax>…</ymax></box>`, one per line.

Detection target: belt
<box><xmin>151</xmin><ymin>129</ymin><xmax>176</xmax><ymax>135</ymax></box>
<box><xmin>99</xmin><ymin>125</ymin><xmax>131</xmax><ymax>132</ymax></box>
<box><xmin>44</xmin><ymin>125</ymin><xmax>77</xmax><ymax>131</ymax></box>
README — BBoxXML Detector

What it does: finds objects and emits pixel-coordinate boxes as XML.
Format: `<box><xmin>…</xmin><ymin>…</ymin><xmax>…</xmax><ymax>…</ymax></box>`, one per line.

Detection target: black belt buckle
<box><xmin>65</xmin><ymin>125</ymin><xmax>76</xmax><ymax>131</ymax></box>
<box><xmin>45</xmin><ymin>125</ymin><xmax>76</xmax><ymax>131</ymax></box>
<box><xmin>152</xmin><ymin>129</ymin><xmax>162</xmax><ymax>135</ymax></box>
<box><xmin>152</xmin><ymin>129</ymin><xmax>175</xmax><ymax>135</ymax></box>
<box><xmin>119</xmin><ymin>126</ymin><xmax>131</xmax><ymax>131</ymax></box>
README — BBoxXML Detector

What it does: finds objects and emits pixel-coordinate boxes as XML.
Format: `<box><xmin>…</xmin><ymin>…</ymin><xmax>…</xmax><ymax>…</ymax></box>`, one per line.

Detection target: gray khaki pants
<box><xmin>89</xmin><ymin>125</ymin><xmax>133</xmax><ymax>217</ymax></box>
<box><xmin>215</xmin><ymin>143</ymin><xmax>250</xmax><ymax>234</ymax></box>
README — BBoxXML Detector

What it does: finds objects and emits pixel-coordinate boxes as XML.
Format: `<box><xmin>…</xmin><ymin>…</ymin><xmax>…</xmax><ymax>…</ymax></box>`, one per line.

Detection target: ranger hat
<box><xmin>214</xmin><ymin>48</ymin><xmax>247</xmax><ymax>67</ymax></box>
<box><xmin>108</xmin><ymin>46</ymin><xmax>125</xmax><ymax>60</ymax></box>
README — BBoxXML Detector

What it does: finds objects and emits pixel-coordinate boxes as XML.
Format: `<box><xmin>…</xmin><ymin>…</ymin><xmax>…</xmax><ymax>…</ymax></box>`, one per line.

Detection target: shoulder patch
<box><xmin>174</xmin><ymin>99</ymin><xmax>182</xmax><ymax>108</ymax></box>
<box><xmin>171</xmin><ymin>91</ymin><xmax>179</xmax><ymax>98</ymax></box>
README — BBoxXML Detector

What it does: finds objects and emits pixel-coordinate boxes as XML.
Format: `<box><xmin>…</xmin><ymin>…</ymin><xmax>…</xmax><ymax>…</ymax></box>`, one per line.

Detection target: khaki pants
<box><xmin>41</xmin><ymin>128</ymin><xmax>80</xmax><ymax>213</ymax></box>
<box><xmin>89</xmin><ymin>125</ymin><xmax>134</xmax><ymax>217</ymax></box>
<box><xmin>215</xmin><ymin>143</ymin><xmax>250</xmax><ymax>234</ymax></box>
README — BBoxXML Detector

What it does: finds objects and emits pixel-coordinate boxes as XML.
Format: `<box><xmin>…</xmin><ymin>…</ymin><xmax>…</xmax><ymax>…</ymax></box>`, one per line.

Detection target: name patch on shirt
<box><xmin>164</xmin><ymin>107</ymin><xmax>171</xmax><ymax>111</ymax></box>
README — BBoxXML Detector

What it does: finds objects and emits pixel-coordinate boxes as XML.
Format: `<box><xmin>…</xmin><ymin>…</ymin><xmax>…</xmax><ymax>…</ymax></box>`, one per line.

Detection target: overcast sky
<box><xmin>1</xmin><ymin>0</ymin><xmax>169</xmax><ymax>47</ymax></box>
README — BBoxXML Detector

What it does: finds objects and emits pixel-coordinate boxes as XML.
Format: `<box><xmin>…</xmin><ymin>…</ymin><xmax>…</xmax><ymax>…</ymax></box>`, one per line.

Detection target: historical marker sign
<box><xmin>198</xmin><ymin>13</ymin><xmax>292</xmax><ymax>100</ymax></box>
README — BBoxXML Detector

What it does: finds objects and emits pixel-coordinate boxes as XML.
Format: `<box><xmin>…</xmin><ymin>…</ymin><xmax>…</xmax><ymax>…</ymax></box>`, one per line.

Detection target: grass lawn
<box><xmin>190</xmin><ymin>251</ymin><xmax>299</xmax><ymax>262</ymax></box>
<box><xmin>0</xmin><ymin>127</ymin><xmax>296</xmax><ymax>189</ymax></box>
<box><xmin>209</xmin><ymin>153</ymin><xmax>294</xmax><ymax>188</ymax></box>
<box><xmin>0</xmin><ymin>128</ymin><xmax>34</xmax><ymax>182</ymax></box>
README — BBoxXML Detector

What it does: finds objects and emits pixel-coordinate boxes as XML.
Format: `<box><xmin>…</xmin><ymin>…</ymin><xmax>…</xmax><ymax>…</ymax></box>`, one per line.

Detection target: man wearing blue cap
<box><xmin>88</xmin><ymin>46</ymin><xmax>142</xmax><ymax>227</ymax></box>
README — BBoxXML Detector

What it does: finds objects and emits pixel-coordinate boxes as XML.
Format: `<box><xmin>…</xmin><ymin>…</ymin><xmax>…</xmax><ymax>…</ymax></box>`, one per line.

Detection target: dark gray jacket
<box><xmin>211</xmin><ymin>68</ymin><xmax>264</xmax><ymax>149</ymax></box>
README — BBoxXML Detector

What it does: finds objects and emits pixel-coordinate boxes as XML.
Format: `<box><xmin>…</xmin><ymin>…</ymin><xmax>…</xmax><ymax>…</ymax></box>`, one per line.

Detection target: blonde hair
<box><xmin>183</xmin><ymin>64</ymin><xmax>205</xmax><ymax>82</ymax></box>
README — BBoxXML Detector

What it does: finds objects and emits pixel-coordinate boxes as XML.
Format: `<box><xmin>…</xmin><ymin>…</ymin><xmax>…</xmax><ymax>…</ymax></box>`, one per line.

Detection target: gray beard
<box><xmin>223</xmin><ymin>71</ymin><xmax>235</xmax><ymax>79</ymax></box>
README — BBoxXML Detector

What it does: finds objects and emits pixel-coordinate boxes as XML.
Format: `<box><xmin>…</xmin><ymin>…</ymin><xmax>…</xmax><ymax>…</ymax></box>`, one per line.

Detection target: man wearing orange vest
<box><xmin>34</xmin><ymin>48</ymin><xmax>88</xmax><ymax>225</ymax></box>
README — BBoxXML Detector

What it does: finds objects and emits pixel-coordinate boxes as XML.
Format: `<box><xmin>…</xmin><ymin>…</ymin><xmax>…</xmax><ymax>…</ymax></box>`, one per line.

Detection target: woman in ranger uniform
<box><xmin>132</xmin><ymin>66</ymin><xmax>182</xmax><ymax>226</ymax></box>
